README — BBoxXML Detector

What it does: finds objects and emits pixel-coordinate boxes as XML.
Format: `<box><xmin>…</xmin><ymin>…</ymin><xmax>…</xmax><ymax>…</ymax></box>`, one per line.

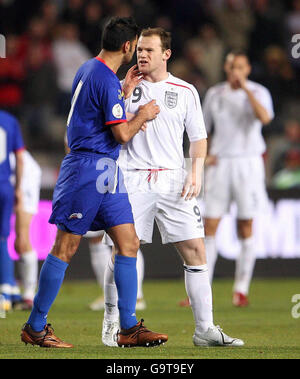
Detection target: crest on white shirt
<box><xmin>165</xmin><ymin>91</ymin><xmax>178</xmax><ymax>109</ymax></box>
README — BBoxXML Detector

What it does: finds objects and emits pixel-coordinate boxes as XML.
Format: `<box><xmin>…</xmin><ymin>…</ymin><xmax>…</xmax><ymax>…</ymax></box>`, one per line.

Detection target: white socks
<box><xmin>205</xmin><ymin>236</ymin><xmax>218</xmax><ymax>284</ymax></box>
<box><xmin>234</xmin><ymin>237</ymin><xmax>256</xmax><ymax>295</ymax></box>
<box><xmin>104</xmin><ymin>257</ymin><xmax>119</xmax><ymax>322</ymax></box>
<box><xmin>17</xmin><ymin>250</ymin><xmax>38</xmax><ymax>301</ymax></box>
<box><xmin>137</xmin><ymin>249</ymin><xmax>144</xmax><ymax>300</ymax></box>
<box><xmin>184</xmin><ymin>264</ymin><xmax>214</xmax><ymax>333</ymax></box>
<box><xmin>89</xmin><ymin>241</ymin><xmax>112</xmax><ymax>290</ymax></box>
<box><xmin>103</xmin><ymin>249</ymin><xmax>145</xmax><ymax>321</ymax></box>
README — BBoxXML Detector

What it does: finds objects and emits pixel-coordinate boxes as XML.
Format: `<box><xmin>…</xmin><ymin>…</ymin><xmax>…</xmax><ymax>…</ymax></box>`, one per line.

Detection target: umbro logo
<box><xmin>68</xmin><ymin>213</ymin><xmax>83</xmax><ymax>220</ymax></box>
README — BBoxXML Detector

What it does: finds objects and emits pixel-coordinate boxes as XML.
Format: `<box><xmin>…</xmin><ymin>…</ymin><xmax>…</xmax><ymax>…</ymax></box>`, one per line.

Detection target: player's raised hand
<box><xmin>138</xmin><ymin>100</ymin><xmax>160</xmax><ymax>121</ymax></box>
<box><xmin>122</xmin><ymin>65</ymin><xmax>144</xmax><ymax>99</ymax></box>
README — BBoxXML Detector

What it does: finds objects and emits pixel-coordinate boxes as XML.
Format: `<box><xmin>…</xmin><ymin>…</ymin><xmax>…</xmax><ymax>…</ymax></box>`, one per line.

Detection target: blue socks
<box><xmin>0</xmin><ymin>239</ymin><xmax>15</xmax><ymax>301</ymax></box>
<box><xmin>114</xmin><ymin>255</ymin><xmax>138</xmax><ymax>330</ymax></box>
<box><xmin>28</xmin><ymin>254</ymin><xmax>68</xmax><ymax>332</ymax></box>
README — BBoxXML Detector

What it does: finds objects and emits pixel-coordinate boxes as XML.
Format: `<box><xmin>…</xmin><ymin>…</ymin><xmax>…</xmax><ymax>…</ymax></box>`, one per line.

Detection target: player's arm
<box><xmin>181</xmin><ymin>139</ymin><xmax>207</xmax><ymax>200</ymax></box>
<box><xmin>111</xmin><ymin>100</ymin><xmax>159</xmax><ymax>144</ymax></box>
<box><xmin>183</xmin><ymin>85</ymin><xmax>208</xmax><ymax>200</ymax></box>
<box><xmin>205</xmin><ymin>135</ymin><xmax>217</xmax><ymax>166</ymax></box>
<box><xmin>243</xmin><ymin>87</ymin><xmax>272</xmax><ymax>125</ymax></box>
<box><xmin>14</xmin><ymin>149</ymin><xmax>24</xmax><ymax>209</ymax></box>
<box><xmin>235</xmin><ymin>75</ymin><xmax>273</xmax><ymax>125</ymax></box>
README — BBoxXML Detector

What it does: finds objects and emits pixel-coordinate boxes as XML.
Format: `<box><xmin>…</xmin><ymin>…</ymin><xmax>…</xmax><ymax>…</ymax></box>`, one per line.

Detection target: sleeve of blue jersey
<box><xmin>101</xmin><ymin>80</ymin><xmax>127</xmax><ymax>126</ymax></box>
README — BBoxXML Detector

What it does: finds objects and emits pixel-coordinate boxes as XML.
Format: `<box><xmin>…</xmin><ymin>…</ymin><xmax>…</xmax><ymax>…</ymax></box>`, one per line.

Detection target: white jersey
<box><xmin>10</xmin><ymin>150</ymin><xmax>42</xmax><ymax>214</ymax></box>
<box><xmin>203</xmin><ymin>80</ymin><xmax>274</xmax><ymax>157</ymax></box>
<box><xmin>10</xmin><ymin>150</ymin><xmax>41</xmax><ymax>183</ymax></box>
<box><xmin>120</xmin><ymin>73</ymin><xmax>207</xmax><ymax>170</ymax></box>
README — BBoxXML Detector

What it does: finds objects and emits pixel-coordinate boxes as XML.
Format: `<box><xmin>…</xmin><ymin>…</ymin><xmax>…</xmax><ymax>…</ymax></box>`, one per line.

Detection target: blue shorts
<box><xmin>0</xmin><ymin>181</ymin><xmax>14</xmax><ymax>238</ymax></box>
<box><xmin>49</xmin><ymin>151</ymin><xmax>134</xmax><ymax>235</ymax></box>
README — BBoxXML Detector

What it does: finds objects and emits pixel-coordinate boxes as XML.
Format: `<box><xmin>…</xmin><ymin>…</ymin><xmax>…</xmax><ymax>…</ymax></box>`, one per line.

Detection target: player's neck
<box><xmin>144</xmin><ymin>68</ymin><xmax>169</xmax><ymax>83</ymax></box>
<box><xmin>97</xmin><ymin>51</ymin><xmax>123</xmax><ymax>74</ymax></box>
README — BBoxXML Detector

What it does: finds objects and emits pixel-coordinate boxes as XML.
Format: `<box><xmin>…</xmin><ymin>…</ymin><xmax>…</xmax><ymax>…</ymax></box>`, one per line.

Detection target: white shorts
<box><xmin>204</xmin><ymin>156</ymin><xmax>268</xmax><ymax>220</ymax></box>
<box><xmin>105</xmin><ymin>169</ymin><xmax>204</xmax><ymax>245</ymax></box>
<box><xmin>21</xmin><ymin>152</ymin><xmax>42</xmax><ymax>215</ymax></box>
<box><xmin>83</xmin><ymin>230</ymin><xmax>105</xmax><ymax>238</ymax></box>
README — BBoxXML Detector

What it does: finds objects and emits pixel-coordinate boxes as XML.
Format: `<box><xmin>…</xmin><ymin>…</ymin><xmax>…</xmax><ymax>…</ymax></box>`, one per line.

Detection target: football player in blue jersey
<box><xmin>21</xmin><ymin>17</ymin><xmax>168</xmax><ymax>348</ymax></box>
<box><xmin>0</xmin><ymin>110</ymin><xmax>24</xmax><ymax>312</ymax></box>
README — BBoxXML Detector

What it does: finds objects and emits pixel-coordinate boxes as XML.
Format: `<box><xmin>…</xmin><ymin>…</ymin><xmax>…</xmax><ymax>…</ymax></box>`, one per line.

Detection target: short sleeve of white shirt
<box><xmin>252</xmin><ymin>84</ymin><xmax>274</xmax><ymax>121</ymax></box>
<box><xmin>184</xmin><ymin>85</ymin><xmax>207</xmax><ymax>142</ymax></box>
<box><xmin>202</xmin><ymin>87</ymin><xmax>216</xmax><ymax>134</ymax></box>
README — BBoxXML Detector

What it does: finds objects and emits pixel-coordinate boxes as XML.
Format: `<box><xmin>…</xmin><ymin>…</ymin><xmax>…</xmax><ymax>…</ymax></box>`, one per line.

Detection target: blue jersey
<box><xmin>67</xmin><ymin>57</ymin><xmax>127</xmax><ymax>161</ymax></box>
<box><xmin>0</xmin><ymin>110</ymin><xmax>24</xmax><ymax>182</ymax></box>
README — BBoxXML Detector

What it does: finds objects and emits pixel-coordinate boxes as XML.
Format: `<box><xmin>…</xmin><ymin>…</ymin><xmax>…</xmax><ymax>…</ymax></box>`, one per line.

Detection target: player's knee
<box><xmin>14</xmin><ymin>239</ymin><xmax>26</xmax><ymax>255</ymax></box>
<box><xmin>117</xmin><ymin>236</ymin><xmax>140</xmax><ymax>258</ymax></box>
<box><xmin>237</xmin><ymin>220</ymin><xmax>253</xmax><ymax>239</ymax></box>
<box><xmin>51</xmin><ymin>235</ymin><xmax>80</xmax><ymax>263</ymax></box>
<box><xmin>204</xmin><ymin>219</ymin><xmax>219</xmax><ymax>236</ymax></box>
<box><xmin>180</xmin><ymin>240</ymin><xmax>206</xmax><ymax>266</ymax></box>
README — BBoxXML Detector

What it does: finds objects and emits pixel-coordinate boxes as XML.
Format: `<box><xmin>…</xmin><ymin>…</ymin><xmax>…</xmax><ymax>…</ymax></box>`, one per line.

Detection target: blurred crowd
<box><xmin>0</xmin><ymin>0</ymin><xmax>300</xmax><ymax>188</ymax></box>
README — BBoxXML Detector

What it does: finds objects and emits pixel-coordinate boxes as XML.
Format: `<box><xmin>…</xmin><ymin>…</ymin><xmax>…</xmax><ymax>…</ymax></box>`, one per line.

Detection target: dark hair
<box><xmin>140</xmin><ymin>27</ymin><xmax>171</xmax><ymax>51</ymax></box>
<box><xmin>101</xmin><ymin>17</ymin><xmax>139</xmax><ymax>51</ymax></box>
<box><xmin>227</xmin><ymin>49</ymin><xmax>250</xmax><ymax>62</ymax></box>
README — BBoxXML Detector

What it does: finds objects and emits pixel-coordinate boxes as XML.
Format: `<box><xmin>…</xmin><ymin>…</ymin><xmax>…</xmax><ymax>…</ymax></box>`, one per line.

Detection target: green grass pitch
<box><xmin>0</xmin><ymin>278</ymin><xmax>300</xmax><ymax>359</ymax></box>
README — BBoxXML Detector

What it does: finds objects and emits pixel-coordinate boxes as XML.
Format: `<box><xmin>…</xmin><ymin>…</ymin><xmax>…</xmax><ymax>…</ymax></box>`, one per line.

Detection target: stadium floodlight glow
<box><xmin>0</xmin><ymin>34</ymin><xmax>6</xmax><ymax>58</ymax></box>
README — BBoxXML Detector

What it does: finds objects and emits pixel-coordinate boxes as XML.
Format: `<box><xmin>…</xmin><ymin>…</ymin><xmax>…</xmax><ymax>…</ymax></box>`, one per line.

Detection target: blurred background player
<box><xmin>102</xmin><ymin>27</ymin><xmax>244</xmax><ymax>348</ymax></box>
<box><xmin>64</xmin><ymin>132</ymin><xmax>146</xmax><ymax>312</ymax></box>
<box><xmin>202</xmin><ymin>51</ymin><xmax>274</xmax><ymax>307</ymax></box>
<box><xmin>0</xmin><ymin>110</ymin><xmax>24</xmax><ymax>311</ymax></box>
<box><xmin>10</xmin><ymin>150</ymin><xmax>42</xmax><ymax>310</ymax></box>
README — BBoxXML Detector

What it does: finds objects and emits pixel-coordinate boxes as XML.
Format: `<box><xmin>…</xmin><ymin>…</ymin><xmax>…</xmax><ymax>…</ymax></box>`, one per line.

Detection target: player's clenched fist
<box><xmin>138</xmin><ymin>100</ymin><xmax>160</xmax><ymax>121</ymax></box>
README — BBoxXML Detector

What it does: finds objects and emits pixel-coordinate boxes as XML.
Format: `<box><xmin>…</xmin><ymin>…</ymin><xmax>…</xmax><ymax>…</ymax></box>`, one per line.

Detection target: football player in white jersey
<box><xmin>203</xmin><ymin>51</ymin><xmax>274</xmax><ymax>307</ymax></box>
<box><xmin>10</xmin><ymin>150</ymin><xmax>42</xmax><ymax>310</ymax></box>
<box><xmin>102</xmin><ymin>28</ymin><xmax>244</xmax><ymax>348</ymax></box>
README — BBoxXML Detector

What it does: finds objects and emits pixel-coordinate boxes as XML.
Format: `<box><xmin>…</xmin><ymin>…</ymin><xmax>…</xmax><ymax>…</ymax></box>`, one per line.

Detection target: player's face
<box><xmin>123</xmin><ymin>37</ymin><xmax>138</xmax><ymax>64</ymax></box>
<box><xmin>137</xmin><ymin>35</ymin><xmax>169</xmax><ymax>75</ymax></box>
<box><xmin>224</xmin><ymin>53</ymin><xmax>235</xmax><ymax>77</ymax></box>
<box><xmin>231</xmin><ymin>56</ymin><xmax>251</xmax><ymax>81</ymax></box>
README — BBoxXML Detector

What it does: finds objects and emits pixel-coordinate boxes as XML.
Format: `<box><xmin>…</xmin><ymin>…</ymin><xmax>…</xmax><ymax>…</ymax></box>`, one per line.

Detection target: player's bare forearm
<box><xmin>111</xmin><ymin>113</ymin><xmax>148</xmax><ymax>144</ymax></box>
<box><xmin>182</xmin><ymin>139</ymin><xmax>207</xmax><ymax>200</ymax></box>
<box><xmin>112</xmin><ymin>101</ymin><xmax>160</xmax><ymax>144</ymax></box>
<box><xmin>189</xmin><ymin>139</ymin><xmax>207</xmax><ymax>173</ymax></box>
<box><xmin>244</xmin><ymin>87</ymin><xmax>272</xmax><ymax>125</ymax></box>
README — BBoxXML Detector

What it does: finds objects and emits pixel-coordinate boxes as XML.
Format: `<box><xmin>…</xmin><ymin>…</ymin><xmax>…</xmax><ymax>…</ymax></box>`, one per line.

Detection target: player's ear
<box><xmin>163</xmin><ymin>49</ymin><xmax>171</xmax><ymax>62</ymax></box>
<box><xmin>123</xmin><ymin>40</ymin><xmax>131</xmax><ymax>54</ymax></box>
